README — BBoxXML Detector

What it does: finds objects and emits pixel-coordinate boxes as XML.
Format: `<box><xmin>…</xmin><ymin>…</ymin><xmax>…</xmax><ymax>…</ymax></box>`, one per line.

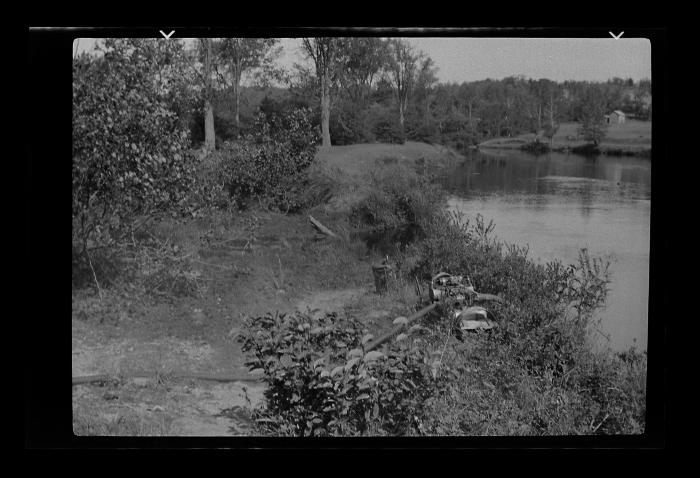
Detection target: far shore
<box><xmin>478</xmin><ymin>120</ymin><xmax>651</xmax><ymax>157</ymax></box>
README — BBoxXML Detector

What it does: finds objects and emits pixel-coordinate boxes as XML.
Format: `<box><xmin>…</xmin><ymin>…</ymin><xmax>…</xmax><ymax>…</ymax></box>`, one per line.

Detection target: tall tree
<box><xmin>199</xmin><ymin>38</ymin><xmax>216</xmax><ymax>151</ymax></box>
<box><xmin>337</xmin><ymin>37</ymin><xmax>389</xmax><ymax>104</ymax></box>
<box><xmin>386</xmin><ymin>39</ymin><xmax>422</xmax><ymax>129</ymax></box>
<box><xmin>217</xmin><ymin>38</ymin><xmax>282</xmax><ymax>134</ymax></box>
<box><xmin>301</xmin><ymin>37</ymin><xmax>347</xmax><ymax>147</ymax></box>
<box><xmin>413</xmin><ymin>56</ymin><xmax>439</xmax><ymax>120</ymax></box>
<box><xmin>576</xmin><ymin>85</ymin><xmax>608</xmax><ymax>146</ymax></box>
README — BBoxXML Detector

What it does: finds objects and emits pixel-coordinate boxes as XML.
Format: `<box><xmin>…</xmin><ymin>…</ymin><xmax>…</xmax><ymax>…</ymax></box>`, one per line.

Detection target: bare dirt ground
<box><xmin>72</xmin><ymin>318</ymin><xmax>267</xmax><ymax>435</ymax></box>
<box><xmin>72</xmin><ymin>283</ymin><xmax>396</xmax><ymax>436</ymax></box>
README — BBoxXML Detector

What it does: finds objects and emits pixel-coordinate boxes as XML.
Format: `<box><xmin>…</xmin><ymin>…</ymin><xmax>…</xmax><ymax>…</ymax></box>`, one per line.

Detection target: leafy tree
<box><xmin>72</xmin><ymin>39</ymin><xmax>196</xmax><ymax>256</ymax></box>
<box><xmin>217</xmin><ymin>38</ymin><xmax>282</xmax><ymax>134</ymax></box>
<box><xmin>198</xmin><ymin>38</ymin><xmax>217</xmax><ymax>151</ymax></box>
<box><xmin>576</xmin><ymin>86</ymin><xmax>608</xmax><ymax>146</ymax></box>
<box><xmin>386</xmin><ymin>39</ymin><xmax>422</xmax><ymax>130</ymax></box>
<box><xmin>301</xmin><ymin>37</ymin><xmax>348</xmax><ymax>147</ymax></box>
<box><xmin>337</xmin><ymin>37</ymin><xmax>389</xmax><ymax>105</ymax></box>
<box><xmin>413</xmin><ymin>56</ymin><xmax>440</xmax><ymax>122</ymax></box>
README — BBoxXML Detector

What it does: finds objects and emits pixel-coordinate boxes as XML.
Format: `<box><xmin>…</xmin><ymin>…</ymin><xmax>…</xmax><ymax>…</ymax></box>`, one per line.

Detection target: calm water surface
<box><xmin>438</xmin><ymin>150</ymin><xmax>651</xmax><ymax>351</ymax></box>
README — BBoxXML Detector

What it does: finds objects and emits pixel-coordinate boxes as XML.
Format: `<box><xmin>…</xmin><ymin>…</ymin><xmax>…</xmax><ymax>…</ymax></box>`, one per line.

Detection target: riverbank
<box><xmin>72</xmin><ymin>141</ymin><xmax>646</xmax><ymax>436</ymax></box>
<box><xmin>479</xmin><ymin>120</ymin><xmax>652</xmax><ymax>157</ymax></box>
<box><xmin>72</xmin><ymin>141</ymin><xmax>462</xmax><ymax>435</ymax></box>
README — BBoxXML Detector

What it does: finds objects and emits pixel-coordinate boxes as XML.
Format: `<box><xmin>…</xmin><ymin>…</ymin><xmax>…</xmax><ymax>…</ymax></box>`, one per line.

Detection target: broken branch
<box><xmin>309</xmin><ymin>215</ymin><xmax>339</xmax><ymax>239</ymax></box>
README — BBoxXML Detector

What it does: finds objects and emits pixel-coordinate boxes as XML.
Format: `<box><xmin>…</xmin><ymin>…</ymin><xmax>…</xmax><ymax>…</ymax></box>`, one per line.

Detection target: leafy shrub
<box><xmin>571</xmin><ymin>143</ymin><xmax>602</xmax><ymax>156</ymax></box>
<box><xmin>350</xmin><ymin>164</ymin><xmax>444</xmax><ymax>233</ymax></box>
<box><xmin>394</xmin><ymin>210</ymin><xmax>644</xmax><ymax>435</ymax></box>
<box><xmin>405</xmin><ymin>117</ymin><xmax>440</xmax><ymax>144</ymax></box>
<box><xmin>372</xmin><ymin>113</ymin><xmax>406</xmax><ymax>144</ymax></box>
<box><xmin>569</xmin><ymin>348</ymin><xmax>647</xmax><ymax>434</ymax></box>
<box><xmin>520</xmin><ymin>140</ymin><xmax>550</xmax><ymax>154</ymax></box>
<box><xmin>204</xmin><ymin>107</ymin><xmax>320</xmax><ymax>213</ymax></box>
<box><xmin>408</xmin><ymin>211</ymin><xmax>612</xmax><ymax>380</ymax></box>
<box><xmin>72</xmin><ymin>39</ymin><xmax>197</xmax><ymax>258</ymax></box>
<box><xmin>238</xmin><ymin>311</ymin><xmax>450</xmax><ymax>436</ymax></box>
<box><xmin>330</xmin><ymin>101</ymin><xmax>375</xmax><ymax>145</ymax></box>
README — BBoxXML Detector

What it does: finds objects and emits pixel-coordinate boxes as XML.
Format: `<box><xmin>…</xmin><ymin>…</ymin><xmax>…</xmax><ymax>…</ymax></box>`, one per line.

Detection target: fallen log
<box><xmin>474</xmin><ymin>292</ymin><xmax>504</xmax><ymax>303</ymax></box>
<box><xmin>363</xmin><ymin>303</ymin><xmax>438</xmax><ymax>353</ymax></box>
<box><xmin>309</xmin><ymin>215</ymin><xmax>339</xmax><ymax>239</ymax></box>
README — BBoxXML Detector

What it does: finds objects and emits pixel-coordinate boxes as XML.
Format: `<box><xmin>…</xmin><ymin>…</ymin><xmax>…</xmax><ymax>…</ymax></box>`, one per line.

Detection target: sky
<box><xmin>75</xmin><ymin>36</ymin><xmax>651</xmax><ymax>83</ymax></box>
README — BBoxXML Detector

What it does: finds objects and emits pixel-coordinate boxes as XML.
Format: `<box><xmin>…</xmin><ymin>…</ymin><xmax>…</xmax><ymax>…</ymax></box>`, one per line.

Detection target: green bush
<box><xmin>372</xmin><ymin>114</ymin><xmax>406</xmax><ymax>144</ymax></box>
<box><xmin>72</xmin><ymin>39</ymin><xmax>197</xmax><ymax>260</ymax></box>
<box><xmin>405</xmin><ymin>117</ymin><xmax>440</xmax><ymax>144</ymax></box>
<box><xmin>205</xmin><ymin>107</ymin><xmax>320</xmax><ymax>213</ymax></box>
<box><xmin>397</xmin><ymin>209</ymin><xmax>646</xmax><ymax>435</ymax></box>
<box><xmin>408</xmin><ymin>211</ymin><xmax>613</xmax><ymax>379</ymax></box>
<box><xmin>520</xmin><ymin>140</ymin><xmax>551</xmax><ymax>154</ymax></box>
<box><xmin>330</xmin><ymin>101</ymin><xmax>375</xmax><ymax>145</ymax></box>
<box><xmin>238</xmin><ymin>310</ymin><xmax>450</xmax><ymax>436</ymax></box>
<box><xmin>349</xmin><ymin>164</ymin><xmax>444</xmax><ymax>233</ymax></box>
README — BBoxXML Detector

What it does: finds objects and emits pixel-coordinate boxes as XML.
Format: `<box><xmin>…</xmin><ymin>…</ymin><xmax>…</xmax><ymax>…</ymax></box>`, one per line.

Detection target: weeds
<box><xmin>349</xmin><ymin>163</ymin><xmax>444</xmax><ymax>234</ymax></box>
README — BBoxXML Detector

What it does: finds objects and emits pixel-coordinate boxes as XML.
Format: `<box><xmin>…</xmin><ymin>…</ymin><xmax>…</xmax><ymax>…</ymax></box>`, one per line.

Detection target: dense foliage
<box><xmin>350</xmin><ymin>164</ymin><xmax>444</xmax><ymax>233</ymax></box>
<box><xmin>202</xmin><ymin>107</ymin><xmax>320</xmax><ymax>212</ymax></box>
<box><xmin>238</xmin><ymin>206</ymin><xmax>645</xmax><ymax>436</ymax></box>
<box><xmin>71</xmin><ymin>38</ymin><xmax>648</xmax><ymax>437</ymax></box>
<box><xmin>239</xmin><ymin>310</ymin><xmax>451</xmax><ymax>436</ymax></box>
<box><xmin>285</xmin><ymin>67</ymin><xmax>650</xmax><ymax>149</ymax></box>
<box><xmin>72</xmin><ymin>39</ymin><xmax>197</xmax><ymax>256</ymax></box>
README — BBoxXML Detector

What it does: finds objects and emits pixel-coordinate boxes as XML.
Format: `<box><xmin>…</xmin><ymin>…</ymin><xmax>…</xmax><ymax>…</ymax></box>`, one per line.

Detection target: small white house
<box><xmin>605</xmin><ymin>110</ymin><xmax>626</xmax><ymax>124</ymax></box>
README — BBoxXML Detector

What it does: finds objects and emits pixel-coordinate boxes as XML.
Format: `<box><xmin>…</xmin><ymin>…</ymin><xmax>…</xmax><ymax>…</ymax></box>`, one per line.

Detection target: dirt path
<box><xmin>295</xmin><ymin>287</ymin><xmax>366</xmax><ymax>315</ymax></box>
<box><xmin>72</xmin><ymin>320</ymin><xmax>266</xmax><ymax>436</ymax></box>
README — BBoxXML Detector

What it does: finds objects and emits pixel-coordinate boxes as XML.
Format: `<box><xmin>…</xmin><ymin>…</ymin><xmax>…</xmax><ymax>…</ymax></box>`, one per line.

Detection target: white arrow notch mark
<box><xmin>160</xmin><ymin>30</ymin><xmax>175</xmax><ymax>39</ymax></box>
<box><xmin>609</xmin><ymin>31</ymin><xmax>624</xmax><ymax>39</ymax></box>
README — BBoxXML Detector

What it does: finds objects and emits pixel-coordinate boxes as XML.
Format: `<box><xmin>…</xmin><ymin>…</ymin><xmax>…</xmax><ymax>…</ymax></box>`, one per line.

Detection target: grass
<box><xmin>73</xmin><ymin>404</ymin><xmax>172</xmax><ymax>436</ymax></box>
<box><xmin>479</xmin><ymin>120</ymin><xmax>651</xmax><ymax>156</ymax></box>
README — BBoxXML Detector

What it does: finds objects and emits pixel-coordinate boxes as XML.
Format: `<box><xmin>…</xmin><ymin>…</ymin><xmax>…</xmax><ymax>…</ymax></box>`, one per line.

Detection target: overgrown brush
<box><xmin>349</xmin><ymin>163</ymin><xmax>444</xmax><ymax>234</ymax></box>
<box><xmin>72</xmin><ymin>40</ymin><xmax>198</xmax><ymax>265</ymax></box>
<box><xmin>238</xmin><ymin>310</ymin><xmax>453</xmax><ymax>436</ymax></box>
<box><xmin>401</xmin><ymin>209</ymin><xmax>645</xmax><ymax>434</ymax></box>
<box><xmin>205</xmin><ymin>108</ymin><xmax>320</xmax><ymax>213</ymax></box>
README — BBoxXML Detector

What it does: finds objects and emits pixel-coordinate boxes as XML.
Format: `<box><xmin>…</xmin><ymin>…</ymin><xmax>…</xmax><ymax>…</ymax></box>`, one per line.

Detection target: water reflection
<box><xmin>439</xmin><ymin>150</ymin><xmax>651</xmax><ymax>351</ymax></box>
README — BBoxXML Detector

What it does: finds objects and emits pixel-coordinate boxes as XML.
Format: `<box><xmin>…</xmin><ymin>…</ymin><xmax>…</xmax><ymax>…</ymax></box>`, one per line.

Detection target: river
<box><xmin>437</xmin><ymin>149</ymin><xmax>651</xmax><ymax>352</ymax></box>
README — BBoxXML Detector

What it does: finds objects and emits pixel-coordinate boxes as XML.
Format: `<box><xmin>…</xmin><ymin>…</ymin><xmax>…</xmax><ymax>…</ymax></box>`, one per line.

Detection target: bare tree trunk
<box><xmin>549</xmin><ymin>94</ymin><xmax>555</xmax><ymax>128</ymax></box>
<box><xmin>320</xmin><ymin>73</ymin><xmax>331</xmax><ymax>147</ymax></box>
<box><xmin>234</xmin><ymin>62</ymin><xmax>241</xmax><ymax>136</ymax></box>
<box><xmin>234</xmin><ymin>81</ymin><xmax>240</xmax><ymax>136</ymax></box>
<box><xmin>203</xmin><ymin>39</ymin><xmax>216</xmax><ymax>151</ymax></box>
<box><xmin>549</xmin><ymin>94</ymin><xmax>556</xmax><ymax>146</ymax></box>
<box><xmin>399</xmin><ymin>99</ymin><xmax>405</xmax><ymax>129</ymax></box>
<box><xmin>204</xmin><ymin>99</ymin><xmax>215</xmax><ymax>150</ymax></box>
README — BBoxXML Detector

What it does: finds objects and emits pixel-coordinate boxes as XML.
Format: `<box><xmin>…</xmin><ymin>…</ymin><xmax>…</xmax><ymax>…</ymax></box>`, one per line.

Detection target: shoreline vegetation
<box><xmin>70</xmin><ymin>39</ymin><xmax>648</xmax><ymax>437</ymax></box>
<box><xmin>478</xmin><ymin>120</ymin><xmax>652</xmax><ymax>158</ymax></box>
<box><xmin>72</xmin><ymin>140</ymin><xmax>647</xmax><ymax>437</ymax></box>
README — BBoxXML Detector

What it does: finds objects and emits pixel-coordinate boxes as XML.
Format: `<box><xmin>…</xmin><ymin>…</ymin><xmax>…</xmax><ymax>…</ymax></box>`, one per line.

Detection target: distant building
<box><xmin>605</xmin><ymin>110</ymin><xmax>626</xmax><ymax>124</ymax></box>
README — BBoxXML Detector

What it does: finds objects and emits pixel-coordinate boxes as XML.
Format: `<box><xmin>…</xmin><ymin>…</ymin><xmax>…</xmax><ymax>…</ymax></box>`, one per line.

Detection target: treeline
<box><xmin>195</xmin><ymin>38</ymin><xmax>652</xmax><ymax>150</ymax></box>
<box><xmin>77</xmin><ymin>38</ymin><xmax>652</xmax><ymax>153</ymax></box>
